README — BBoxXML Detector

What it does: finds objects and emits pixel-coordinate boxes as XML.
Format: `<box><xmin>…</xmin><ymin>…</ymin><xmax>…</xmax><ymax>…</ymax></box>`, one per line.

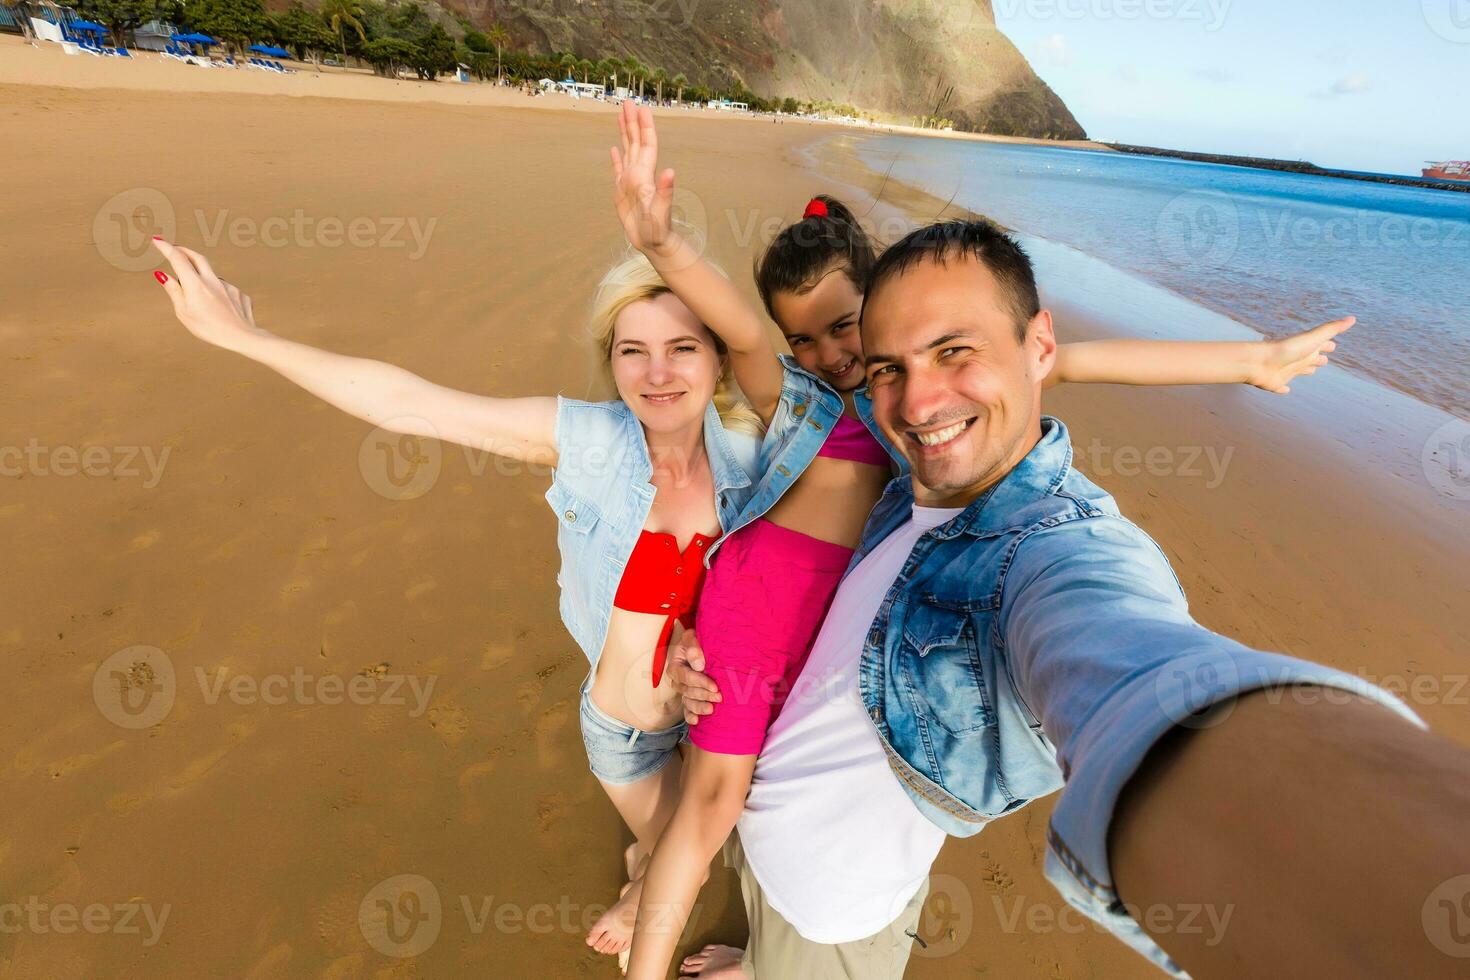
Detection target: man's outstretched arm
<box><xmin>1110</xmin><ymin>687</ymin><xmax>1470</xmax><ymax>978</ymax></box>
<box><xmin>999</xmin><ymin>515</ymin><xmax>1459</xmax><ymax>976</ymax></box>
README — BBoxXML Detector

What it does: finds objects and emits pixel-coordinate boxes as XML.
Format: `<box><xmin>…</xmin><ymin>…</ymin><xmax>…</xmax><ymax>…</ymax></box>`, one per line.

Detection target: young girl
<box><xmin>607</xmin><ymin>104</ymin><xmax>1351</xmax><ymax>980</ymax></box>
<box><xmin>145</xmin><ymin>239</ymin><xmax>774</xmax><ymax>960</ymax></box>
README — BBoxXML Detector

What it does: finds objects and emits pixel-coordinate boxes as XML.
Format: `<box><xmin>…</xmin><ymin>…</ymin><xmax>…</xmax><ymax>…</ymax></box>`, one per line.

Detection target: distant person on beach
<box><xmin>667</xmin><ymin>218</ymin><xmax>1470</xmax><ymax>979</ymax></box>
<box><xmin>146</xmin><ymin>237</ymin><xmax>767</xmax><ymax>965</ymax></box>
<box><xmin>605</xmin><ymin>105</ymin><xmax>1360</xmax><ymax>980</ymax></box>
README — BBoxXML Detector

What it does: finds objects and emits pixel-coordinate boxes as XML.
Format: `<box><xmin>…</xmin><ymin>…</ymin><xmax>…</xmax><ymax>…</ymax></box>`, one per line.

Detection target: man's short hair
<box><xmin>861</xmin><ymin>220</ymin><xmax>1040</xmax><ymax>343</ymax></box>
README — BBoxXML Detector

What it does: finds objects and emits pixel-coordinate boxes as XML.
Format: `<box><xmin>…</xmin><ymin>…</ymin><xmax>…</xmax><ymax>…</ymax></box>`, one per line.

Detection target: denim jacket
<box><xmin>544</xmin><ymin>396</ymin><xmax>761</xmax><ymax>669</ymax></box>
<box><xmin>853</xmin><ymin>416</ymin><xmax>1422</xmax><ymax>975</ymax></box>
<box><xmin>712</xmin><ymin>355</ymin><xmax>908</xmax><ymax>555</ymax></box>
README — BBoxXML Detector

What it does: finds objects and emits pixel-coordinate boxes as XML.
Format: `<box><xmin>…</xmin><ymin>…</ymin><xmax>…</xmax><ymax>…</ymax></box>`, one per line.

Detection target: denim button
<box><xmin>564</xmin><ymin>510</ymin><xmax>576</xmax><ymax>522</ymax></box>
<box><xmin>794</xmin><ymin>402</ymin><xmax>807</xmax><ymax>417</ymax></box>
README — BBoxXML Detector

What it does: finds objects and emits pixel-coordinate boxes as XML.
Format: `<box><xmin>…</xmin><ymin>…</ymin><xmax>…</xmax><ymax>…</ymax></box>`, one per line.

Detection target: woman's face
<box><xmin>771</xmin><ymin>265</ymin><xmax>867</xmax><ymax>392</ymax></box>
<box><xmin>610</xmin><ymin>292</ymin><xmax>724</xmax><ymax>435</ymax></box>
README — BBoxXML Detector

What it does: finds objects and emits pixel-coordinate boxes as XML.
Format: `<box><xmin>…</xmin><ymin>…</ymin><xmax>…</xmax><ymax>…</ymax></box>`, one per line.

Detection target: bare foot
<box><xmin>679</xmin><ymin>944</ymin><xmax>746</xmax><ymax>978</ymax></box>
<box><xmin>586</xmin><ymin>877</ymin><xmax>642</xmax><ymax>957</ymax></box>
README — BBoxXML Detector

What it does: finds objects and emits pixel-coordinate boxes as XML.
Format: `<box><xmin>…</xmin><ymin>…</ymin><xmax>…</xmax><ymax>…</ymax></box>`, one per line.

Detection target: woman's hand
<box><xmin>1249</xmin><ymin>317</ymin><xmax>1354</xmax><ymax>394</ymax></box>
<box><xmin>151</xmin><ymin>239</ymin><xmax>270</xmax><ymax>352</ymax></box>
<box><xmin>610</xmin><ymin>101</ymin><xmax>680</xmax><ymax>259</ymax></box>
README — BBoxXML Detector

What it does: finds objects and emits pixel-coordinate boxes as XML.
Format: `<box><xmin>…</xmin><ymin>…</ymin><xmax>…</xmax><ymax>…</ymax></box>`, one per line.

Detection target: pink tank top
<box><xmin>816</xmin><ymin>414</ymin><xmax>891</xmax><ymax>467</ymax></box>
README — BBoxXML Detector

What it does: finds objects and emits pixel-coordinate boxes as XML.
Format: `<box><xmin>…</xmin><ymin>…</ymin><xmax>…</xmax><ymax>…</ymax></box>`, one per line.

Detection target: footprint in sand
<box><xmin>242</xmin><ymin>942</ymin><xmax>293</xmax><ymax>979</ymax></box>
<box><xmin>534</xmin><ymin>699</ymin><xmax>572</xmax><ymax>770</ymax></box>
<box><xmin>480</xmin><ymin>641</ymin><xmax>514</xmax><ymax>671</ymax></box>
<box><xmin>404</xmin><ymin>579</ymin><xmax>438</xmax><ymax>601</ymax></box>
<box><xmin>129</xmin><ymin>529</ymin><xmax>160</xmax><ymax>551</ymax></box>
<box><xmin>427</xmin><ymin>704</ymin><xmax>470</xmax><ymax>748</ymax></box>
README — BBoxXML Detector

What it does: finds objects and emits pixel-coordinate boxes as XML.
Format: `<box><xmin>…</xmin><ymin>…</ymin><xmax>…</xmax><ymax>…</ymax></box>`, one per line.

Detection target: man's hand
<box><xmin>668</xmin><ymin>632</ymin><xmax>721</xmax><ymax>726</ymax></box>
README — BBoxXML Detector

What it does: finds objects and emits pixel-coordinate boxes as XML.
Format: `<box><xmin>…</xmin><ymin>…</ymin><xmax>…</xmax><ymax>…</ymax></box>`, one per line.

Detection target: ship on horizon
<box><xmin>1422</xmin><ymin>161</ymin><xmax>1470</xmax><ymax>181</ymax></box>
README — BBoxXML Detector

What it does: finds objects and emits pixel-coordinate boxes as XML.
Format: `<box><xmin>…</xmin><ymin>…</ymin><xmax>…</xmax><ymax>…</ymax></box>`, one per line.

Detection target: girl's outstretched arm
<box><xmin>1048</xmin><ymin>317</ymin><xmax>1354</xmax><ymax>394</ymax></box>
<box><xmin>611</xmin><ymin>102</ymin><xmax>784</xmax><ymax>423</ymax></box>
<box><xmin>152</xmin><ymin>240</ymin><xmax>558</xmax><ymax>465</ymax></box>
<box><xmin>625</xmin><ymin>747</ymin><xmax>755</xmax><ymax>980</ymax></box>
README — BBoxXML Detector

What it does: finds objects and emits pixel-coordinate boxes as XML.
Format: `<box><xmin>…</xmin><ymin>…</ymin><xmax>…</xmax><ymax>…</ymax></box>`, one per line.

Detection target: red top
<box><xmin>613</xmin><ymin>529</ymin><xmax>721</xmax><ymax>687</ymax></box>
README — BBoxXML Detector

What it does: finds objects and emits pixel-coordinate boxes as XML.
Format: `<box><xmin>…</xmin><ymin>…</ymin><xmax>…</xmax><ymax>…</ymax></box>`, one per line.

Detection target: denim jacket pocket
<box><xmin>899</xmin><ymin>605</ymin><xmax>993</xmax><ymax>737</ymax></box>
<box><xmin>546</xmin><ymin>481</ymin><xmax>604</xmax><ymax>537</ymax></box>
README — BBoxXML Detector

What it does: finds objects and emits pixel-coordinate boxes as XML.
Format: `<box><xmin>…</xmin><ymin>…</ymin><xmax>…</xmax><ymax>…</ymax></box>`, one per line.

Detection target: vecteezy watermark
<box><xmin>94</xmin><ymin>647</ymin><xmax>437</xmax><ymax>727</ymax></box>
<box><xmin>93</xmin><ymin>645</ymin><xmax>177</xmax><ymax>729</ymax></box>
<box><xmin>0</xmin><ymin>897</ymin><xmax>170</xmax><ymax>947</ymax></box>
<box><xmin>1422</xmin><ymin>418</ymin><xmax>1470</xmax><ymax>500</ymax></box>
<box><xmin>1254</xmin><ymin>209</ymin><xmax>1468</xmax><ymax>253</ymax></box>
<box><xmin>911</xmin><ymin>873</ymin><xmax>974</xmax><ymax>959</ymax></box>
<box><xmin>1156</xmin><ymin>191</ymin><xmax>1241</xmax><ymax>270</ymax></box>
<box><xmin>1422</xmin><ymin>0</ymin><xmax>1470</xmax><ymax>43</ymax></box>
<box><xmin>359</xmin><ymin>420</ymin><xmax>445</xmax><ymax>501</ymax></box>
<box><xmin>995</xmin><ymin>0</ymin><xmax>1231</xmax><ymax>31</ymax></box>
<box><xmin>1153</xmin><ymin>651</ymin><xmax>1242</xmax><ymax>729</ymax></box>
<box><xmin>1074</xmin><ymin>438</ymin><xmax>1236</xmax><ymax>489</ymax></box>
<box><xmin>194</xmin><ymin>664</ymin><xmax>436</xmax><ymax>717</ymax></box>
<box><xmin>0</xmin><ymin>441</ymin><xmax>171</xmax><ymax>488</ymax></box>
<box><xmin>93</xmin><ymin>188</ymin><xmax>438</xmax><ymax>271</ymax></box>
<box><xmin>360</xmin><ymin>874</ymin><xmax>442</xmax><ymax>959</ymax></box>
<box><xmin>993</xmin><ymin>894</ymin><xmax>1234</xmax><ymax>945</ymax></box>
<box><xmin>1423</xmin><ymin>875</ymin><xmax>1470</xmax><ymax>957</ymax></box>
<box><xmin>358</xmin><ymin>873</ymin><xmax>706</xmax><ymax>958</ymax></box>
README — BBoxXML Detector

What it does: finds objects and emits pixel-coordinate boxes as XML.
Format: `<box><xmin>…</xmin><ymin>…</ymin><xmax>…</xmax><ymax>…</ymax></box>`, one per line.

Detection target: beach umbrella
<box><xmin>71</xmin><ymin>20</ymin><xmax>108</xmax><ymax>33</ymax></box>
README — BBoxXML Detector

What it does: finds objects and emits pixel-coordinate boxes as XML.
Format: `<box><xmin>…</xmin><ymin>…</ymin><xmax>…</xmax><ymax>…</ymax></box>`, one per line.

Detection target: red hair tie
<box><xmin>802</xmin><ymin>198</ymin><xmax>829</xmax><ymax>219</ymax></box>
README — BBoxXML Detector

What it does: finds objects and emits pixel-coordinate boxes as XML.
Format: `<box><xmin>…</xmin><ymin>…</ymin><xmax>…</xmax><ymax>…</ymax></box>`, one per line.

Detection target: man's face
<box><xmin>861</xmin><ymin>256</ymin><xmax>1056</xmax><ymax>508</ymax></box>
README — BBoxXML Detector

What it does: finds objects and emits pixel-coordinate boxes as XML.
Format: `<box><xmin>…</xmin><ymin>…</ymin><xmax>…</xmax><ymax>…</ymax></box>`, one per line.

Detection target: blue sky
<box><xmin>992</xmin><ymin>0</ymin><xmax>1470</xmax><ymax>175</ymax></box>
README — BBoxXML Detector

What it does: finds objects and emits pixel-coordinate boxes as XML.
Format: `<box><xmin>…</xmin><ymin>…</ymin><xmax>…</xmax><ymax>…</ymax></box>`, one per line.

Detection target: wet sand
<box><xmin>3</xmin><ymin>34</ymin><xmax>1467</xmax><ymax>980</ymax></box>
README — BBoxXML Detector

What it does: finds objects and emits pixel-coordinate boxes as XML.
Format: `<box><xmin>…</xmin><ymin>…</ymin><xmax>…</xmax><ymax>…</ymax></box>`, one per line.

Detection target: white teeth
<box><xmin>915</xmin><ymin>421</ymin><xmax>968</xmax><ymax>447</ymax></box>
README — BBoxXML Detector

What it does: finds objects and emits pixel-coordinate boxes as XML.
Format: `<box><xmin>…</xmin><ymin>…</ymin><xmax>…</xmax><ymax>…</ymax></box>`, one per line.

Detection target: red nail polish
<box><xmin>154</xmin><ymin>271</ymin><xmax>168</xmax><ymax>285</ymax></box>
<box><xmin>152</xmin><ymin>236</ymin><xmax>164</xmax><ymax>241</ymax></box>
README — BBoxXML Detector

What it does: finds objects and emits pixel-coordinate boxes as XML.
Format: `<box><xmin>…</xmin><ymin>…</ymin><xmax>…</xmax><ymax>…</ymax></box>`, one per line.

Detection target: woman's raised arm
<box><xmin>152</xmin><ymin>240</ymin><xmax>558</xmax><ymax>465</ymax></box>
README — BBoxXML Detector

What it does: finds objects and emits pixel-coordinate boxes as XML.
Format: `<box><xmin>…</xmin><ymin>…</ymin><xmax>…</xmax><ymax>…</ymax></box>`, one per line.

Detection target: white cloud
<box><xmin>1037</xmin><ymin>33</ymin><xmax>1071</xmax><ymax>67</ymax></box>
<box><xmin>1330</xmin><ymin>72</ymin><xmax>1372</xmax><ymax>95</ymax></box>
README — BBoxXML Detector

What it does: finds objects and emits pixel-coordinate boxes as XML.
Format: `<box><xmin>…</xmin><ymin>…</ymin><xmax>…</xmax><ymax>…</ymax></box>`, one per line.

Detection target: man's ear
<box><xmin>1028</xmin><ymin>309</ymin><xmax>1058</xmax><ymax>381</ymax></box>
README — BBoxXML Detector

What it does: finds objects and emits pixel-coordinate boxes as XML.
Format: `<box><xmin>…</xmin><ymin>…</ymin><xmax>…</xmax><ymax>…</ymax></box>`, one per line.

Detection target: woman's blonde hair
<box><xmin>589</xmin><ymin>253</ymin><xmax>765</xmax><ymax>436</ymax></box>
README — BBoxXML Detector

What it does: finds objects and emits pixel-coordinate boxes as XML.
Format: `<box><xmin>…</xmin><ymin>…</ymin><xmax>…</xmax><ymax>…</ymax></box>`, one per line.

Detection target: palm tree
<box><xmin>672</xmin><ymin>72</ymin><xmax>688</xmax><ymax>104</ymax></box>
<box><xmin>558</xmin><ymin>52</ymin><xmax>577</xmax><ymax>82</ymax></box>
<box><xmin>651</xmin><ymin>67</ymin><xmax>668</xmax><ymax>103</ymax></box>
<box><xmin>318</xmin><ymin>0</ymin><xmax>366</xmax><ymax>65</ymax></box>
<box><xmin>577</xmin><ymin>58</ymin><xmax>594</xmax><ymax>84</ymax></box>
<box><xmin>596</xmin><ymin>57</ymin><xmax>617</xmax><ymax>90</ymax></box>
<box><xmin>622</xmin><ymin>56</ymin><xmax>644</xmax><ymax>98</ymax></box>
<box><xmin>484</xmin><ymin>23</ymin><xmax>509</xmax><ymax>83</ymax></box>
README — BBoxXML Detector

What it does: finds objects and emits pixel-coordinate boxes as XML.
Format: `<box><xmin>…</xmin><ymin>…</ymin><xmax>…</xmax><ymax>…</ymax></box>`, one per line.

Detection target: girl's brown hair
<box><xmin>753</xmin><ymin>195</ymin><xmax>878</xmax><ymax>321</ymax></box>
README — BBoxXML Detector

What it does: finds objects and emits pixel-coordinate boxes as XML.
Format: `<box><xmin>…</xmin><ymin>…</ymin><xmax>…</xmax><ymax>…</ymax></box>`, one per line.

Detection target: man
<box><xmin>670</xmin><ymin>220</ymin><xmax>1470</xmax><ymax>979</ymax></box>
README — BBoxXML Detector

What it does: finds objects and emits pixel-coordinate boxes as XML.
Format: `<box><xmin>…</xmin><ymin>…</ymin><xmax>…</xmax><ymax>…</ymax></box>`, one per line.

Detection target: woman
<box><xmin>147</xmin><ymin>239</ymin><xmax>773</xmax><ymax>960</ymax></box>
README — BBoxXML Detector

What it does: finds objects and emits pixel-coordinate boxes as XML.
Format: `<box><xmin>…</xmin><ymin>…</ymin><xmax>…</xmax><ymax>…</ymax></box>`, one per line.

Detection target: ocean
<box><xmin>843</xmin><ymin>134</ymin><xmax>1470</xmax><ymax>417</ymax></box>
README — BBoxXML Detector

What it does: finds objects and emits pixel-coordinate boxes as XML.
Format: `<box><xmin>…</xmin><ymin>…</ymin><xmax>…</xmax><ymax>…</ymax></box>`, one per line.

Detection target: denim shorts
<box><xmin>578</xmin><ymin>689</ymin><xmax>687</xmax><ymax>785</ymax></box>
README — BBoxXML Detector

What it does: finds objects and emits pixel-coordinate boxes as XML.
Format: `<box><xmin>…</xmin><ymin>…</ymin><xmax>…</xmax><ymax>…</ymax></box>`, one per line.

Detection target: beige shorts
<box><xmin>725</xmin><ymin>834</ymin><xmax>929</xmax><ymax>980</ymax></box>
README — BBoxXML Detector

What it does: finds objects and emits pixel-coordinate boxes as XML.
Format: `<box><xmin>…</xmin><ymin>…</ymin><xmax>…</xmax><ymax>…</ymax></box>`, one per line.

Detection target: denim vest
<box><xmin>851</xmin><ymin>417</ymin><xmax>1420</xmax><ymax>975</ymax></box>
<box><xmin>544</xmin><ymin>396</ymin><xmax>761</xmax><ymax>668</ymax></box>
<box><xmin>709</xmin><ymin>355</ymin><xmax>908</xmax><ymax>559</ymax></box>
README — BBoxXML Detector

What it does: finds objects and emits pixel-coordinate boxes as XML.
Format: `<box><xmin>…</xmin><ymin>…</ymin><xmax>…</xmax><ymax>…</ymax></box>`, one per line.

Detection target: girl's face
<box><xmin>610</xmin><ymin>292</ymin><xmax>724</xmax><ymax>435</ymax></box>
<box><xmin>770</xmin><ymin>265</ymin><xmax>867</xmax><ymax>392</ymax></box>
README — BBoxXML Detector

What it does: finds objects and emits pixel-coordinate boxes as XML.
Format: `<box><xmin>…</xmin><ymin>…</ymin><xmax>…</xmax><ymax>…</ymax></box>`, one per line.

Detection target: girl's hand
<box><xmin>610</xmin><ymin>101</ymin><xmax>680</xmax><ymax>259</ymax></box>
<box><xmin>1249</xmin><ymin>317</ymin><xmax>1354</xmax><ymax>394</ymax></box>
<box><xmin>151</xmin><ymin>239</ymin><xmax>270</xmax><ymax>351</ymax></box>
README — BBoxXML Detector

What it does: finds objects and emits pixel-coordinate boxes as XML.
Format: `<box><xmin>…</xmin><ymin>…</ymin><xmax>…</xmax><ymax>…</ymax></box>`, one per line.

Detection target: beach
<box><xmin>3</xmin><ymin>34</ymin><xmax>1468</xmax><ymax>979</ymax></box>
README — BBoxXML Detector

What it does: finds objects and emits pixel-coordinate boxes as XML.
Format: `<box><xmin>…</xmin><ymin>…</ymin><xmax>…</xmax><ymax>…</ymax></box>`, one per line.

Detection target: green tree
<box><xmin>781</xmin><ymin>96</ymin><xmax>799</xmax><ymax>114</ymax></box>
<box><xmin>411</xmin><ymin>21</ymin><xmax>453</xmax><ymax>79</ymax></box>
<box><xmin>318</xmin><ymin>0</ymin><xmax>366</xmax><ymax>64</ymax></box>
<box><xmin>650</xmin><ymin>66</ymin><xmax>667</xmax><ymax>102</ymax></box>
<box><xmin>273</xmin><ymin>2</ymin><xmax>335</xmax><ymax>69</ymax></box>
<box><xmin>483</xmin><ymin>22</ymin><xmax>508</xmax><ymax>82</ymax></box>
<box><xmin>671</xmin><ymin>72</ymin><xmax>687</xmax><ymax>103</ymax></box>
<box><xmin>183</xmin><ymin>0</ymin><xmax>268</xmax><ymax>57</ymax></box>
<box><xmin>462</xmin><ymin>28</ymin><xmax>487</xmax><ymax>52</ymax></box>
<box><xmin>362</xmin><ymin>36</ymin><xmax>415</xmax><ymax>75</ymax></box>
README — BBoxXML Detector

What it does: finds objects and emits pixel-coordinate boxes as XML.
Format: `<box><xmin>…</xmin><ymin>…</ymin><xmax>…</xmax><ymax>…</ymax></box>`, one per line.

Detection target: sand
<box><xmin>2</xmin><ymin>33</ymin><xmax>1467</xmax><ymax>980</ymax></box>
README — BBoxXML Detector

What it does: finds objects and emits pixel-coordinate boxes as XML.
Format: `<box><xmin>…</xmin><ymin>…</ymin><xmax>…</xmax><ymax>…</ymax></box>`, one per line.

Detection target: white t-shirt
<box><xmin>736</xmin><ymin>505</ymin><xmax>963</xmax><ymax>944</ymax></box>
